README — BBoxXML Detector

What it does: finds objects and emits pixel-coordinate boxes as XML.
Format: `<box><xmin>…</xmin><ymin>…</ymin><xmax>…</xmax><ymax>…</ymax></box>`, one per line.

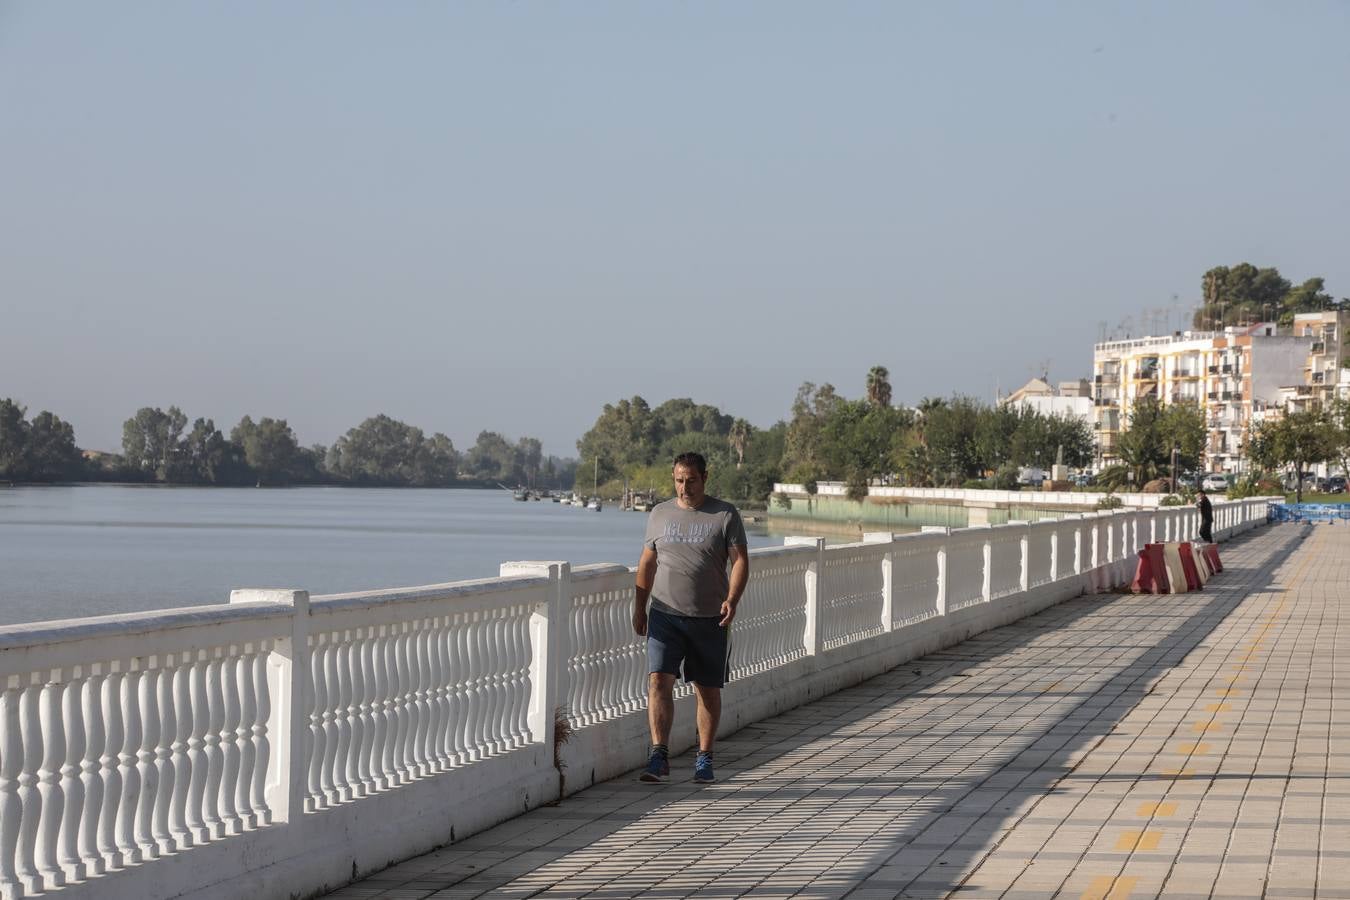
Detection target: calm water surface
<box><xmin>0</xmin><ymin>485</ymin><xmax>783</xmax><ymax>627</ymax></box>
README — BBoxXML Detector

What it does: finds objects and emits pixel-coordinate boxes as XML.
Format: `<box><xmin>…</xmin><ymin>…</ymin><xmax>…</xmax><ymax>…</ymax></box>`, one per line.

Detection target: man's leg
<box><xmin>693</xmin><ymin>683</ymin><xmax>720</xmax><ymax>752</ymax></box>
<box><xmin>648</xmin><ymin>672</ymin><xmax>677</xmax><ymax>746</ymax></box>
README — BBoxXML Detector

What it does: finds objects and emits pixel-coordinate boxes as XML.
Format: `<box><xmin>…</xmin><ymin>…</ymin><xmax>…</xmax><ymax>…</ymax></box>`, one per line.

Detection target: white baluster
<box><xmin>373</xmin><ymin>629</ymin><xmax>394</xmax><ymax>790</ymax></box>
<box><xmin>391</xmin><ymin>626</ymin><xmax>411</xmax><ymax>784</ymax></box>
<box><xmin>342</xmin><ymin>638</ymin><xmax>366</xmax><ymax>797</ymax></box>
<box><xmin>355</xmin><ymin>633</ymin><xmax>377</xmax><ymax>795</ymax></box>
<box><xmin>115</xmin><ymin>668</ymin><xmax>143</xmax><ymax>862</ymax></box>
<box><xmin>492</xmin><ymin>612</ymin><xmax>511</xmax><ymax>749</ymax></box>
<box><xmin>330</xmin><ymin>633</ymin><xmax>352</xmax><ymax>802</ymax></box>
<box><xmin>0</xmin><ymin>685</ymin><xmax>24</xmax><ymax>898</ymax></box>
<box><xmin>306</xmin><ymin>637</ymin><xmax>327</xmax><ymax>811</ymax></box>
<box><xmin>96</xmin><ymin>671</ymin><xmax>123</xmax><ymax>869</ymax></box>
<box><xmin>483</xmin><ymin>613</ymin><xmax>502</xmax><ymax>755</ymax></box>
<box><xmin>202</xmin><ymin>656</ymin><xmax>225</xmax><ymax>839</ymax></box>
<box><xmin>217</xmin><ymin>653</ymin><xmax>241</xmax><ymax>833</ymax></box>
<box><xmin>446</xmin><ymin>619</ymin><xmax>467</xmax><ymax>767</ymax></box>
<box><xmin>17</xmin><ymin>683</ymin><xmax>43</xmax><ymax>894</ymax></box>
<box><xmin>57</xmin><ymin>676</ymin><xmax>85</xmax><ymax>881</ymax></box>
<box><xmin>410</xmin><ymin>625</ymin><xmax>431</xmax><ymax>778</ymax></box>
<box><xmin>186</xmin><ymin>656</ymin><xmax>211</xmax><ymax>843</ymax></box>
<box><xmin>424</xmin><ymin>621</ymin><xmax>447</xmax><ymax>773</ymax></box>
<box><xmin>36</xmin><ymin>679</ymin><xmax>67</xmax><ymax>889</ymax></box>
<box><xmin>249</xmin><ymin>649</ymin><xmax>271</xmax><ymax>826</ymax></box>
<box><xmin>234</xmin><ymin>649</ymin><xmax>258</xmax><ymax>829</ymax></box>
<box><xmin>152</xmin><ymin>663</ymin><xmax>175</xmax><ymax>853</ymax></box>
<box><xmin>134</xmin><ymin>665</ymin><xmax>160</xmax><ymax>860</ymax></box>
<box><xmin>169</xmin><ymin>660</ymin><xmax>195</xmax><ymax>849</ymax></box>
<box><xmin>513</xmin><ymin>608</ymin><xmax>531</xmax><ymax>746</ymax></box>
<box><xmin>77</xmin><ymin>673</ymin><xmax>105</xmax><ymax>878</ymax></box>
<box><xmin>319</xmin><ymin>637</ymin><xmax>341</xmax><ymax>804</ymax></box>
<box><xmin>466</xmin><ymin>614</ymin><xmax>487</xmax><ymax>761</ymax></box>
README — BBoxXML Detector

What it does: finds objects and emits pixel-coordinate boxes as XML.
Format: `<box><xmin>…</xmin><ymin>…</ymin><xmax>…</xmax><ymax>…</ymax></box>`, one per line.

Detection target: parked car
<box><xmin>1328</xmin><ymin>476</ymin><xmax>1347</xmax><ymax>494</ymax></box>
<box><xmin>1200</xmin><ymin>473</ymin><xmax>1229</xmax><ymax>492</ymax></box>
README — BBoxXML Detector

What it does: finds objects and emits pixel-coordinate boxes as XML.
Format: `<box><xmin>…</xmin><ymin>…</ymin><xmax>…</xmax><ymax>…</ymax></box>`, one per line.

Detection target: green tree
<box><xmin>1247</xmin><ymin>410</ymin><xmax>1338</xmax><ymax>503</ymax></box>
<box><xmin>515</xmin><ymin>436</ymin><xmax>543</xmax><ymax>487</ymax></box>
<box><xmin>0</xmin><ymin>399</ymin><xmax>30</xmax><ymax>480</ymax></box>
<box><xmin>230</xmin><ymin>416</ymin><xmax>300</xmax><ymax>486</ymax></box>
<box><xmin>1327</xmin><ymin>397</ymin><xmax>1350</xmax><ymax>487</ymax></box>
<box><xmin>1117</xmin><ymin>398</ymin><xmax>1204</xmax><ymax>486</ymax></box>
<box><xmin>651</xmin><ymin>398</ymin><xmax>731</xmax><ymax>440</ymax></box>
<box><xmin>1194</xmin><ymin>264</ymin><xmax>1342</xmax><ymax>329</ymax></box>
<box><xmin>865</xmin><ymin>365</ymin><xmax>892</xmax><ymax>408</ymax></box>
<box><xmin>26</xmin><ymin>411</ymin><xmax>82</xmax><ymax>481</ymax></box>
<box><xmin>923</xmin><ymin>396</ymin><xmax>983</xmax><ymax>484</ymax></box>
<box><xmin>122</xmin><ymin>406</ymin><xmax>188</xmax><ymax>481</ymax></box>
<box><xmin>576</xmin><ymin>396</ymin><xmax>659</xmax><ymax>482</ymax></box>
<box><xmin>727</xmin><ymin>418</ymin><xmax>751</xmax><ymax>469</ymax></box>
<box><xmin>464</xmin><ymin>430</ymin><xmax>517</xmax><ymax>482</ymax></box>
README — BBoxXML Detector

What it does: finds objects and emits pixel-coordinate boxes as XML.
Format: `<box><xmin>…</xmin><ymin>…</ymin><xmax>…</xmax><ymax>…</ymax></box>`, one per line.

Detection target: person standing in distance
<box><xmin>1196</xmin><ymin>489</ymin><xmax>1214</xmax><ymax>543</ymax></box>
<box><xmin>633</xmin><ymin>452</ymin><xmax>749</xmax><ymax>784</ymax></box>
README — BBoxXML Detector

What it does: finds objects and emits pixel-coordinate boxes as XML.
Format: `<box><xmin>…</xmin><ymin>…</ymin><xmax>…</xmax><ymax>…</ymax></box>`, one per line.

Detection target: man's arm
<box><xmin>633</xmin><ymin>546</ymin><xmax>658</xmax><ymax>636</ymax></box>
<box><xmin>719</xmin><ymin>544</ymin><xmax>750</xmax><ymax>627</ymax></box>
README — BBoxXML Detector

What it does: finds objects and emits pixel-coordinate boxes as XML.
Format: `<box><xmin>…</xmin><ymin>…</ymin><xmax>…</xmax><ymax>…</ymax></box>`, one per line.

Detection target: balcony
<box><xmin>1134</xmin><ymin>370</ymin><xmax>1159</xmax><ymax>381</ymax></box>
<box><xmin>1313</xmin><ymin>372</ymin><xmax>1326</xmax><ymax>384</ymax></box>
<box><xmin>1207</xmin><ymin>365</ymin><xmax>1220</xmax><ymax>374</ymax></box>
<box><xmin>1312</xmin><ymin>342</ymin><xmax>1326</xmax><ymax>353</ymax></box>
<box><xmin>1207</xmin><ymin>392</ymin><xmax>1219</xmax><ymax>400</ymax></box>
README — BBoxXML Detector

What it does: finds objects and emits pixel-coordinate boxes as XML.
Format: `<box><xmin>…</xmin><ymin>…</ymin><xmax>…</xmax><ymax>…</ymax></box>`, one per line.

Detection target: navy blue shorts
<box><xmin>646</xmin><ymin>606</ymin><xmax>730</xmax><ymax>688</ymax></box>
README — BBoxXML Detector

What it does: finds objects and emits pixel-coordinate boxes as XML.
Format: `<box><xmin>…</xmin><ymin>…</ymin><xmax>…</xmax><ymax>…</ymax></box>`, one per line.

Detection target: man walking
<box><xmin>633</xmin><ymin>452</ymin><xmax>749</xmax><ymax>783</ymax></box>
<box><xmin>1196</xmin><ymin>489</ymin><xmax>1214</xmax><ymax>543</ymax></box>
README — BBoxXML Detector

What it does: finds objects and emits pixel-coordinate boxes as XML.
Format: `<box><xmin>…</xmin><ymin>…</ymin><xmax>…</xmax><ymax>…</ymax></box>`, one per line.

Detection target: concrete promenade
<box><xmin>328</xmin><ymin>521</ymin><xmax>1346</xmax><ymax>899</ymax></box>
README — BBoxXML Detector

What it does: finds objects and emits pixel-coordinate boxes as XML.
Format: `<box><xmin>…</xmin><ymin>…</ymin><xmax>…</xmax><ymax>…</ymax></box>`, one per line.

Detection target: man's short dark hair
<box><xmin>672</xmin><ymin>452</ymin><xmax>707</xmax><ymax>475</ymax></box>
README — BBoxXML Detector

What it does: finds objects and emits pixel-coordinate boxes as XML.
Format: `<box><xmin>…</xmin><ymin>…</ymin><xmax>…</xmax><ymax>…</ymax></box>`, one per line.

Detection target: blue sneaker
<box><xmin>638</xmin><ymin>749</ymin><xmax>669</xmax><ymax>783</ymax></box>
<box><xmin>694</xmin><ymin>751</ymin><xmax>715</xmax><ymax>783</ymax></box>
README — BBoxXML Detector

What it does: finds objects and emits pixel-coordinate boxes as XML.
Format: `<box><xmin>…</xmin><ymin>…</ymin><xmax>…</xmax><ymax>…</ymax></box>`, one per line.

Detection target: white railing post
<box><xmin>921</xmin><ymin>527</ymin><xmax>949</xmax><ymax>615</ymax></box>
<box><xmin>499</xmin><ymin>562</ymin><xmax>570</xmax><ymax>753</ymax></box>
<box><xmin>785</xmin><ymin>537</ymin><xmax>826</xmax><ymax>655</ymax></box>
<box><xmin>230</xmin><ymin>589</ymin><xmax>308</xmax><ymax>825</ymax></box>
<box><xmin>863</xmin><ymin>533</ymin><xmax>894</xmax><ymax>632</ymax></box>
<box><xmin>1008</xmin><ymin>521</ymin><xmax>1030</xmax><ymax>593</ymax></box>
<box><xmin>982</xmin><ymin>529</ymin><xmax>993</xmax><ymax>603</ymax></box>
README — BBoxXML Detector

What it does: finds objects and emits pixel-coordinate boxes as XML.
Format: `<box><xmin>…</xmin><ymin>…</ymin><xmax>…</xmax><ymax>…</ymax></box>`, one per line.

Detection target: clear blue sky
<box><xmin>3</xmin><ymin>1</ymin><xmax>1347</xmax><ymax>457</ymax></box>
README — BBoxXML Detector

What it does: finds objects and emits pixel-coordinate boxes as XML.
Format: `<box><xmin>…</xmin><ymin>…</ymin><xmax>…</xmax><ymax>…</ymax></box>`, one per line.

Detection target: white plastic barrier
<box><xmin>0</xmin><ymin>499</ymin><xmax>1277</xmax><ymax>900</ymax></box>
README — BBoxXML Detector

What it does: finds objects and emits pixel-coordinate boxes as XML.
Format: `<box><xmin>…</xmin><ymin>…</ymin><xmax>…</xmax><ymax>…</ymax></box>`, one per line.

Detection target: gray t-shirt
<box><xmin>643</xmin><ymin>496</ymin><xmax>747</xmax><ymax>618</ymax></box>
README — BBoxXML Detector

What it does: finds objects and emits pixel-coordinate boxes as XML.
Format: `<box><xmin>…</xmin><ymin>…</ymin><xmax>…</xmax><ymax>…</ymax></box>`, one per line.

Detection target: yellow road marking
<box><xmin>1137</xmin><ymin>801</ymin><xmax>1178</xmax><ymax>816</ymax></box>
<box><xmin>1177</xmin><ymin>742</ymin><xmax>1210</xmax><ymax>754</ymax></box>
<box><xmin>1083</xmin><ymin>874</ymin><xmax>1138</xmax><ymax>899</ymax></box>
<box><xmin>1192</xmin><ymin>721</ymin><xmax>1222</xmax><ymax>733</ymax></box>
<box><xmin>1115</xmin><ymin>830</ymin><xmax>1162</xmax><ymax>851</ymax></box>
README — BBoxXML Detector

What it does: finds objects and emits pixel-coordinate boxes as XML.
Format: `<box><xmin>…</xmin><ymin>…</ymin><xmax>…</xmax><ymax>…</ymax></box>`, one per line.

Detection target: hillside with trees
<box><xmin>1192</xmin><ymin>263</ymin><xmax>1346</xmax><ymax>330</ymax></box>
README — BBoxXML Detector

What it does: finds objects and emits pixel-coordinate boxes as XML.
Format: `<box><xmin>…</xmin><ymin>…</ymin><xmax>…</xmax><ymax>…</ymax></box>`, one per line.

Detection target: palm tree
<box><xmin>865</xmin><ymin>365</ymin><xmax>892</xmax><ymax>408</ymax></box>
<box><xmin>727</xmin><ymin>419</ymin><xmax>751</xmax><ymax>469</ymax></box>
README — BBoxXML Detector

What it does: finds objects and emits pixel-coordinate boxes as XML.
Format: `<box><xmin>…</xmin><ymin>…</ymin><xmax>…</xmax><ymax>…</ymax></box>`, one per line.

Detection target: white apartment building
<box><xmin>1092</xmin><ymin>320</ymin><xmax>1335</xmax><ymax>474</ymax></box>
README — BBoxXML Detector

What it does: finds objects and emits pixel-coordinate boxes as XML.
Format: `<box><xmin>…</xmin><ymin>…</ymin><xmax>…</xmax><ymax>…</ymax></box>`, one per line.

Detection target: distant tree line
<box><xmin>0</xmin><ymin>398</ymin><xmax>576</xmax><ymax>489</ymax></box>
<box><xmin>575</xmin><ymin>366</ymin><xmax>1095</xmax><ymax>504</ymax></box>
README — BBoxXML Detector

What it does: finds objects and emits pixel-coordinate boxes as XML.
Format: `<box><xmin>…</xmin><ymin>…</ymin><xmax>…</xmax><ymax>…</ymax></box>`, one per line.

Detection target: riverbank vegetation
<box><xmin>575</xmin><ymin>367</ymin><xmax>1094</xmax><ymax>505</ymax></box>
<box><xmin>0</xmin><ymin>399</ymin><xmax>576</xmax><ymax>489</ymax></box>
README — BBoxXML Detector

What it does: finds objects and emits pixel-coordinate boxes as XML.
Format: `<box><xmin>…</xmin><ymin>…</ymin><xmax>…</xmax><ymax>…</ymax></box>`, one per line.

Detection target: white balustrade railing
<box><xmin>820</xmin><ymin>541</ymin><xmax>888</xmax><ymax>649</ymax></box>
<box><xmin>774</xmin><ymin>482</ymin><xmax>1183</xmax><ymax>508</ymax></box>
<box><xmin>0</xmin><ymin>498</ymin><xmax>1277</xmax><ymax>900</ymax></box>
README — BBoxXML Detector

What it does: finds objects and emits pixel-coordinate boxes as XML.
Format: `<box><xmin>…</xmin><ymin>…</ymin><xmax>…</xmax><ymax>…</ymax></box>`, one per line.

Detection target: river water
<box><xmin>0</xmin><ymin>485</ymin><xmax>785</xmax><ymax>628</ymax></box>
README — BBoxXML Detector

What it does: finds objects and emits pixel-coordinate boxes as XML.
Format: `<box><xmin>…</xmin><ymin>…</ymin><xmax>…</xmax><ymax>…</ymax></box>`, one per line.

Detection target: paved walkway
<box><xmin>328</xmin><ymin>521</ymin><xmax>1349</xmax><ymax>899</ymax></box>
